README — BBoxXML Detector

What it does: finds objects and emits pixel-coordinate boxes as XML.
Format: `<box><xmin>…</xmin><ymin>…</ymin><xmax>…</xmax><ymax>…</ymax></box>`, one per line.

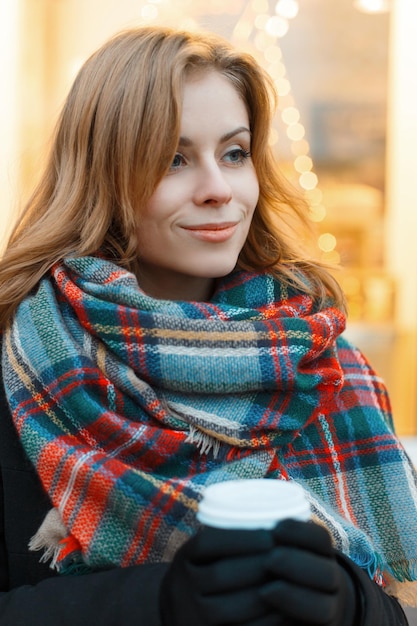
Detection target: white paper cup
<box><xmin>197</xmin><ymin>479</ymin><xmax>311</xmax><ymax>530</ymax></box>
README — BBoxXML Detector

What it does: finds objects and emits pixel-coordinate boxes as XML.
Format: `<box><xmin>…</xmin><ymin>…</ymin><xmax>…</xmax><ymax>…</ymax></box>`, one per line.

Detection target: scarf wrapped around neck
<box><xmin>3</xmin><ymin>256</ymin><xmax>417</xmax><ymax>594</ymax></box>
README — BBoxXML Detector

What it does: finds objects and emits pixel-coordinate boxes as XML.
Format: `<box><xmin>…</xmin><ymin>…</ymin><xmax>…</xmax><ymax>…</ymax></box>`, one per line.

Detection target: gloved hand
<box><xmin>159</xmin><ymin>525</ymin><xmax>279</xmax><ymax>626</ymax></box>
<box><xmin>260</xmin><ymin>519</ymin><xmax>358</xmax><ymax>626</ymax></box>
<box><xmin>160</xmin><ymin>519</ymin><xmax>407</xmax><ymax>626</ymax></box>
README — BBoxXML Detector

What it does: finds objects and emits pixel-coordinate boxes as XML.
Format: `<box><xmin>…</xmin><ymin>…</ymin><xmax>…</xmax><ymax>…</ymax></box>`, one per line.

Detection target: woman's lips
<box><xmin>182</xmin><ymin>223</ymin><xmax>238</xmax><ymax>243</ymax></box>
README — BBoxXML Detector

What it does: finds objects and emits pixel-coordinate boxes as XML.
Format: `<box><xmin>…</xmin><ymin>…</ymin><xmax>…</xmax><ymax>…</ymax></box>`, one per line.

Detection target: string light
<box><xmin>275</xmin><ymin>0</ymin><xmax>299</xmax><ymax>19</ymax></box>
<box><xmin>281</xmin><ymin>106</ymin><xmax>300</xmax><ymax>125</ymax></box>
<box><xmin>265</xmin><ymin>16</ymin><xmax>289</xmax><ymax>38</ymax></box>
<box><xmin>319</xmin><ymin>233</ymin><xmax>337</xmax><ymax>253</ymax></box>
<box><xmin>294</xmin><ymin>155</ymin><xmax>313</xmax><ymax>173</ymax></box>
<box><xmin>353</xmin><ymin>0</ymin><xmax>390</xmax><ymax>14</ymax></box>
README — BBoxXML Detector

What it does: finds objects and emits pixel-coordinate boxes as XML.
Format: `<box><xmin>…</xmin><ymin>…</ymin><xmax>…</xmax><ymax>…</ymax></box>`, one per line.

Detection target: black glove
<box><xmin>260</xmin><ymin>519</ymin><xmax>409</xmax><ymax>626</ymax></box>
<box><xmin>257</xmin><ymin>519</ymin><xmax>357</xmax><ymax>625</ymax></box>
<box><xmin>160</xmin><ymin>519</ymin><xmax>408</xmax><ymax>626</ymax></box>
<box><xmin>159</xmin><ymin>525</ymin><xmax>278</xmax><ymax>626</ymax></box>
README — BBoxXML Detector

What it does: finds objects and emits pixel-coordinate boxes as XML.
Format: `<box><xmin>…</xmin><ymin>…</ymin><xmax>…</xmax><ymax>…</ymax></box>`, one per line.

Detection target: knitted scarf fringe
<box><xmin>186</xmin><ymin>425</ymin><xmax>221</xmax><ymax>457</ymax></box>
<box><xmin>28</xmin><ymin>508</ymin><xmax>67</xmax><ymax>569</ymax></box>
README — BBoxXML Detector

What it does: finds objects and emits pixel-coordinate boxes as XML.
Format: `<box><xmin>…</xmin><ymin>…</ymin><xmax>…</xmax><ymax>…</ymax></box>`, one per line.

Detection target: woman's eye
<box><xmin>224</xmin><ymin>148</ymin><xmax>251</xmax><ymax>165</ymax></box>
<box><xmin>170</xmin><ymin>153</ymin><xmax>186</xmax><ymax>169</ymax></box>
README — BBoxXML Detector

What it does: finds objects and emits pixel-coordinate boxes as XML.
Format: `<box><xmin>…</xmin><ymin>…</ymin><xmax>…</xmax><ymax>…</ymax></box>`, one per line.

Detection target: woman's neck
<box><xmin>135</xmin><ymin>265</ymin><xmax>216</xmax><ymax>302</ymax></box>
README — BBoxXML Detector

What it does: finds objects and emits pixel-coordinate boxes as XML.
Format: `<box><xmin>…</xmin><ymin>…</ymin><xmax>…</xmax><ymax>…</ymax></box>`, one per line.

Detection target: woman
<box><xmin>0</xmin><ymin>25</ymin><xmax>414</xmax><ymax>625</ymax></box>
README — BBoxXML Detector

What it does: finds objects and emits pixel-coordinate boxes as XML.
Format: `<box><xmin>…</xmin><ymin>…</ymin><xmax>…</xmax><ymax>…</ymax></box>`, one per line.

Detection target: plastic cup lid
<box><xmin>197</xmin><ymin>479</ymin><xmax>310</xmax><ymax>529</ymax></box>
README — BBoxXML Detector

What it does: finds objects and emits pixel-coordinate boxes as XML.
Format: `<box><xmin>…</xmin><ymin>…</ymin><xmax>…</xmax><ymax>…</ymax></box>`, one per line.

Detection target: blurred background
<box><xmin>1</xmin><ymin>0</ymin><xmax>417</xmax><ymax>444</ymax></box>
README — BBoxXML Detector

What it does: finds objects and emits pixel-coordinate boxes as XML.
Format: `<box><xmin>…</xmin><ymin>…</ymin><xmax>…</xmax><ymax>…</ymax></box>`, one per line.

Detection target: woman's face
<box><xmin>135</xmin><ymin>70</ymin><xmax>259</xmax><ymax>301</ymax></box>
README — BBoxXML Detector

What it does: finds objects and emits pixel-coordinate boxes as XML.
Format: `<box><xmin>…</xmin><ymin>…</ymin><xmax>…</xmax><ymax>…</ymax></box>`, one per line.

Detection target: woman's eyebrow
<box><xmin>220</xmin><ymin>126</ymin><xmax>251</xmax><ymax>143</ymax></box>
<box><xmin>178</xmin><ymin>126</ymin><xmax>251</xmax><ymax>147</ymax></box>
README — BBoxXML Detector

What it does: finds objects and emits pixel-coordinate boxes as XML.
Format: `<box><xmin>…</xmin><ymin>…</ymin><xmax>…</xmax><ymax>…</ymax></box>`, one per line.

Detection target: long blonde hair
<box><xmin>0</xmin><ymin>26</ymin><xmax>344</xmax><ymax>326</ymax></box>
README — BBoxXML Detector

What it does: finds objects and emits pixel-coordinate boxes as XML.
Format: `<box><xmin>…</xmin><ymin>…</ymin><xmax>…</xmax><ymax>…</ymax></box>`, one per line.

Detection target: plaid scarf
<box><xmin>3</xmin><ymin>256</ymin><xmax>417</xmax><ymax>589</ymax></box>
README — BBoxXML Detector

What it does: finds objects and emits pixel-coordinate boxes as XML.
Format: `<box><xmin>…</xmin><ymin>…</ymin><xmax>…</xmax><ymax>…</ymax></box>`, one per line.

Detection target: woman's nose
<box><xmin>193</xmin><ymin>162</ymin><xmax>232</xmax><ymax>206</ymax></box>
